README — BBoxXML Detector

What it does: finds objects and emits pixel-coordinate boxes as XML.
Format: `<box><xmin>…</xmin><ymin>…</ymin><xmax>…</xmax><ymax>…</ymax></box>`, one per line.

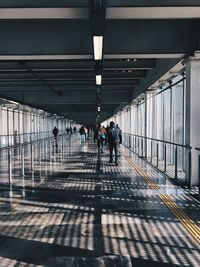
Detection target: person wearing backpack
<box><xmin>97</xmin><ymin>124</ymin><xmax>107</xmax><ymax>154</ymax></box>
<box><xmin>107</xmin><ymin>121</ymin><xmax>122</xmax><ymax>166</ymax></box>
<box><xmin>79</xmin><ymin>126</ymin><xmax>86</xmax><ymax>143</ymax></box>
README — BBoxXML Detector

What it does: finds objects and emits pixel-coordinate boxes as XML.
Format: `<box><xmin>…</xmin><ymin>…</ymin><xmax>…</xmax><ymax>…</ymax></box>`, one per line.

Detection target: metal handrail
<box><xmin>123</xmin><ymin>132</ymin><xmax>191</xmax><ymax>184</ymax></box>
<box><xmin>123</xmin><ymin>132</ymin><xmax>191</xmax><ymax>149</ymax></box>
<box><xmin>0</xmin><ymin>132</ymin><xmax>76</xmax><ymax>187</ymax></box>
<box><xmin>0</xmin><ymin>130</ymin><xmax>66</xmax><ymax>137</ymax></box>
<box><xmin>0</xmin><ymin>133</ymin><xmax>69</xmax><ymax>152</ymax></box>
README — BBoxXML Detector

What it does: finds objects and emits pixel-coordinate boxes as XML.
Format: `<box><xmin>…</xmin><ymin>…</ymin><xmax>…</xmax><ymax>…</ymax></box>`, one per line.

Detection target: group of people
<box><xmin>54</xmin><ymin>122</ymin><xmax>122</xmax><ymax>166</ymax></box>
<box><xmin>93</xmin><ymin>121</ymin><xmax>122</xmax><ymax>166</ymax></box>
<box><xmin>66</xmin><ymin>126</ymin><xmax>76</xmax><ymax>134</ymax></box>
<box><xmin>52</xmin><ymin>126</ymin><xmax>77</xmax><ymax>152</ymax></box>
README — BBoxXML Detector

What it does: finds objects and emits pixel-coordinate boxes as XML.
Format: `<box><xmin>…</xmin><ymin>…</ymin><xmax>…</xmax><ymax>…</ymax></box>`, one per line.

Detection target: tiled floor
<box><xmin>0</xmin><ymin>136</ymin><xmax>199</xmax><ymax>267</ymax></box>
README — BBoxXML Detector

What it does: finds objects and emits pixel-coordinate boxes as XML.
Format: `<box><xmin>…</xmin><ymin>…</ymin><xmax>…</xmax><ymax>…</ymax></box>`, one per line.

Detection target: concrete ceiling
<box><xmin>0</xmin><ymin>0</ymin><xmax>199</xmax><ymax>124</ymax></box>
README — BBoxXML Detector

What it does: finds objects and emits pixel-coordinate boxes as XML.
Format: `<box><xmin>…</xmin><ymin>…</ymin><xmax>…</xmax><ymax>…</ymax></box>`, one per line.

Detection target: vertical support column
<box><xmin>144</xmin><ymin>93</ymin><xmax>147</xmax><ymax>158</ymax></box>
<box><xmin>185</xmin><ymin>53</ymin><xmax>200</xmax><ymax>186</ymax></box>
<box><xmin>30</xmin><ymin>113</ymin><xmax>32</xmax><ymax>142</ymax></box>
<box><xmin>169</xmin><ymin>81</ymin><xmax>173</xmax><ymax>165</ymax></box>
<box><xmin>37</xmin><ymin>114</ymin><xmax>39</xmax><ymax>140</ymax></box>
<box><xmin>182</xmin><ymin>74</ymin><xmax>186</xmax><ymax>170</ymax></box>
<box><xmin>0</xmin><ymin>107</ymin><xmax>2</xmax><ymax>148</ymax></box>
<box><xmin>18</xmin><ymin>109</ymin><xmax>21</xmax><ymax>145</ymax></box>
<box><xmin>22</xmin><ymin>110</ymin><xmax>25</xmax><ymax>143</ymax></box>
<box><xmin>152</xmin><ymin>93</ymin><xmax>157</xmax><ymax>161</ymax></box>
<box><xmin>7</xmin><ymin>108</ymin><xmax>9</xmax><ymax>146</ymax></box>
<box><xmin>13</xmin><ymin>109</ymin><xmax>15</xmax><ymax>145</ymax></box>
<box><xmin>198</xmin><ymin>154</ymin><xmax>200</xmax><ymax>195</ymax></box>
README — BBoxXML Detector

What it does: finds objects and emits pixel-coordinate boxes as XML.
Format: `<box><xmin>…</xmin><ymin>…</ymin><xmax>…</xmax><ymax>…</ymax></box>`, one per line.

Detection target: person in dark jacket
<box><xmin>52</xmin><ymin>126</ymin><xmax>59</xmax><ymax>153</ymax></box>
<box><xmin>79</xmin><ymin>126</ymin><xmax>86</xmax><ymax>143</ymax></box>
<box><xmin>107</xmin><ymin>121</ymin><xmax>122</xmax><ymax>166</ymax></box>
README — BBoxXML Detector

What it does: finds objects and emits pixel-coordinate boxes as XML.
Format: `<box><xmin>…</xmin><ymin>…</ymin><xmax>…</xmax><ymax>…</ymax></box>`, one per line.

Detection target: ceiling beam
<box><xmin>0</xmin><ymin>80</ymin><xmax>139</xmax><ymax>86</ymax></box>
<box><xmin>106</xmin><ymin>7</ymin><xmax>200</xmax><ymax>19</ymax></box>
<box><xmin>0</xmin><ymin>70</ymin><xmax>147</xmax><ymax>79</ymax></box>
<box><xmin>107</xmin><ymin>0</ymin><xmax>200</xmax><ymax>7</ymax></box>
<box><xmin>105</xmin><ymin>20</ymin><xmax>199</xmax><ymax>55</ymax></box>
<box><xmin>0</xmin><ymin>85</ymin><xmax>134</xmax><ymax>92</ymax></box>
<box><xmin>0</xmin><ymin>6</ymin><xmax>200</xmax><ymax>20</ymax></box>
<box><xmin>0</xmin><ymin>20</ymin><xmax>197</xmax><ymax>55</ymax></box>
<box><xmin>0</xmin><ymin>91</ymin><xmax>131</xmax><ymax>105</ymax></box>
<box><xmin>0</xmin><ymin>8</ymin><xmax>89</xmax><ymax>19</ymax></box>
<box><xmin>0</xmin><ymin>60</ymin><xmax>156</xmax><ymax>71</ymax></box>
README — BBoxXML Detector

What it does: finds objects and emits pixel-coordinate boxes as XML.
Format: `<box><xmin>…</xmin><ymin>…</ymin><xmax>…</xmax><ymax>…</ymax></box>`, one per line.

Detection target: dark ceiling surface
<box><xmin>0</xmin><ymin>0</ymin><xmax>199</xmax><ymax>124</ymax></box>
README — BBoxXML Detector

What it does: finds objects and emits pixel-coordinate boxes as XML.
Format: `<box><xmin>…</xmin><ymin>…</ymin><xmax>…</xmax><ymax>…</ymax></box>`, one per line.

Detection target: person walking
<box><xmin>107</xmin><ymin>121</ymin><xmax>122</xmax><ymax>166</ymax></box>
<box><xmin>97</xmin><ymin>124</ymin><xmax>107</xmax><ymax>154</ymax></box>
<box><xmin>79</xmin><ymin>126</ymin><xmax>86</xmax><ymax>143</ymax></box>
<box><xmin>52</xmin><ymin>126</ymin><xmax>59</xmax><ymax>153</ymax></box>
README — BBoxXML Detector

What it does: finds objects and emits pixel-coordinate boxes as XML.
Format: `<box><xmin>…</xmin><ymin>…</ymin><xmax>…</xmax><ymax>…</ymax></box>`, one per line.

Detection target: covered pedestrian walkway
<box><xmin>0</xmin><ymin>134</ymin><xmax>199</xmax><ymax>267</ymax></box>
<box><xmin>0</xmin><ymin>1</ymin><xmax>200</xmax><ymax>266</ymax></box>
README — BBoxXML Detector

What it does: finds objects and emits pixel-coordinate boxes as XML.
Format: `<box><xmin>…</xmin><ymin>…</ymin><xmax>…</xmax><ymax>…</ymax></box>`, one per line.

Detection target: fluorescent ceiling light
<box><xmin>96</xmin><ymin>75</ymin><xmax>102</xmax><ymax>85</ymax></box>
<box><xmin>93</xmin><ymin>36</ymin><xmax>103</xmax><ymax>60</ymax></box>
<box><xmin>8</xmin><ymin>100</ymin><xmax>19</xmax><ymax>105</ymax></box>
<box><xmin>0</xmin><ymin>98</ymin><xmax>19</xmax><ymax>105</ymax></box>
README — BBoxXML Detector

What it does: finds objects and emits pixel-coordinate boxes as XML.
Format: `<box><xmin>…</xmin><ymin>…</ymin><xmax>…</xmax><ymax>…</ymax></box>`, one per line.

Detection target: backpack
<box><xmin>98</xmin><ymin>127</ymin><xmax>106</xmax><ymax>140</ymax></box>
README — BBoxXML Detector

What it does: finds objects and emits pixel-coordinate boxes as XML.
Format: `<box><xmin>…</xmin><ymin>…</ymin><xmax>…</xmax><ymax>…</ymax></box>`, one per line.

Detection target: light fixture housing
<box><xmin>96</xmin><ymin>75</ymin><xmax>102</xmax><ymax>85</ymax></box>
<box><xmin>93</xmin><ymin>36</ymin><xmax>103</xmax><ymax>60</ymax></box>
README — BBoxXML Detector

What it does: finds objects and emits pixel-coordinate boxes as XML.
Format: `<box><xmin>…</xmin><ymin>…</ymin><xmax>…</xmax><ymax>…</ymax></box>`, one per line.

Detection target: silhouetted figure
<box><xmin>79</xmin><ymin>126</ymin><xmax>86</xmax><ymax>143</ymax></box>
<box><xmin>107</xmin><ymin>121</ymin><xmax>122</xmax><ymax>166</ymax></box>
<box><xmin>73</xmin><ymin>126</ymin><xmax>77</xmax><ymax>133</ymax></box>
<box><xmin>53</xmin><ymin>126</ymin><xmax>59</xmax><ymax>153</ymax></box>
<box><xmin>66</xmin><ymin>127</ymin><xmax>70</xmax><ymax>134</ymax></box>
<box><xmin>93</xmin><ymin>124</ymin><xmax>99</xmax><ymax>142</ymax></box>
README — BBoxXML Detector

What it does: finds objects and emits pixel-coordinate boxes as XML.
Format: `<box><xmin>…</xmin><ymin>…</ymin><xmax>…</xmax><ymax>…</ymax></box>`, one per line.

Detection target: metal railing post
<box><xmin>141</xmin><ymin>138</ymin><xmax>144</xmax><ymax>157</ymax></box>
<box><xmin>45</xmin><ymin>140</ymin><xmax>48</xmax><ymax>160</ymax></box>
<box><xmin>164</xmin><ymin>144</ymin><xmax>167</xmax><ymax>172</ymax></box>
<box><xmin>188</xmin><ymin>149</ymin><xmax>192</xmax><ymax>185</ymax></box>
<box><xmin>156</xmin><ymin>143</ymin><xmax>159</xmax><ymax>167</ymax></box>
<box><xmin>39</xmin><ymin>141</ymin><xmax>41</xmax><ymax>165</ymax></box>
<box><xmin>175</xmin><ymin>145</ymin><xmax>178</xmax><ymax>179</ymax></box>
<box><xmin>150</xmin><ymin>141</ymin><xmax>153</xmax><ymax>163</ymax></box>
<box><xmin>198</xmin><ymin>154</ymin><xmax>200</xmax><ymax>196</ymax></box>
<box><xmin>21</xmin><ymin>145</ymin><xmax>25</xmax><ymax>177</ymax></box>
<box><xmin>49</xmin><ymin>139</ymin><xmax>51</xmax><ymax>159</ymax></box>
<box><xmin>8</xmin><ymin>148</ymin><xmax>12</xmax><ymax>184</ymax></box>
<box><xmin>31</xmin><ymin>143</ymin><xmax>34</xmax><ymax>170</ymax></box>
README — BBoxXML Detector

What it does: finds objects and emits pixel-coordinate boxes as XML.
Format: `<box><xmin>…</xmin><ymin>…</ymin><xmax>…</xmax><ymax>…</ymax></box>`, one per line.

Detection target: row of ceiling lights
<box><xmin>93</xmin><ymin>35</ymin><xmax>103</xmax><ymax>116</ymax></box>
<box><xmin>93</xmin><ymin>36</ymin><xmax>103</xmax><ymax>86</ymax></box>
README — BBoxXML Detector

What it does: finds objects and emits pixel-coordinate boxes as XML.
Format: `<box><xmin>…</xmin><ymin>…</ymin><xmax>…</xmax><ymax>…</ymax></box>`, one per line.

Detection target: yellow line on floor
<box><xmin>122</xmin><ymin>150</ymin><xmax>200</xmax><ymax>245</ymax></box>
<box><xmin>122</xmin><ymin>151</ymin><xmax>160</xmax><ymax>189</ymax></box>
<box><xmin>160</xmin><ymin>194</ymin><xmax>200</xmax><ymax>245</ymax></box>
